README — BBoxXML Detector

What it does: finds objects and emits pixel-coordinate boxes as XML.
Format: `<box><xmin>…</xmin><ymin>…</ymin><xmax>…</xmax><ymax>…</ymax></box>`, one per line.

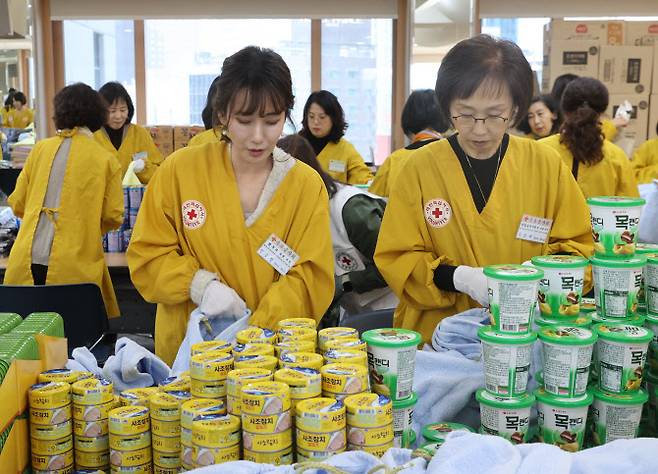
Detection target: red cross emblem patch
<box><xmin>336</xmin><ymin>251</ymin><xmax>360</xmax><ymax>271</ymax></box>
<box><xmin>424</xmin><ymin>198</ymin><xmax>451</xmax><ymax>228</ymax></box>
<box><xmin>182</xmin><ymin>200</ymin><xmax>206</xmax><ymax>229</ymax></box>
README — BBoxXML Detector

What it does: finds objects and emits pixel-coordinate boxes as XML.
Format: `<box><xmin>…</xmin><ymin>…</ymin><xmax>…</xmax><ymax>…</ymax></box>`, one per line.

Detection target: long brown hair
<box><xmin>277</xmin><ymin>134</ymin><xmax>337</xmax><ymax>198</ymax></box>
<box><xmin>560</xmin><ymin>77</ymin><xmax>608</xmax><ymax>166</ymax></box>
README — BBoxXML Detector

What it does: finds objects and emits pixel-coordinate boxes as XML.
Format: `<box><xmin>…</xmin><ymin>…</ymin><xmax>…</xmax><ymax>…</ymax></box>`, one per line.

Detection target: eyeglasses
<box><xmin>451</xmin><ymin>114</ymin><xmax>510</xmax><ymax>129</ymax></box>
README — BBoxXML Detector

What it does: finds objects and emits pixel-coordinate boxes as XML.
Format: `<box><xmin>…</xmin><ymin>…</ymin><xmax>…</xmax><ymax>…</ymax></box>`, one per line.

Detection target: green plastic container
<box><xmin>644</xmin><ymin>313</ymin><xmax>658</xmax><ymax>374</ymax></box>
<box><xmin>0</xmin><ymin>313</ymin><xmax>22</xmax><ymax>335</ymax></box>
<box><xmin>580</xmin><ymin>298</ymin><xmax>596</xmax><ymax>314</ymax></box>
<box><xmin>476</xmin><ymin>389</ymin><xmax>535</xmax><ymax>444</ymax></box>
<box><xmin>531</xmin><ymin>255</ymin><xmax>588</xmax><ymax>319</ymax></box>
<box><xmin>591</xmin><ymin>256</ymin><xmax>646</xmax><ymax>319</ymax></box>
<box><xmin>535</xmin><ymin>313</ymin><xmax>592</xmax><ymax>330</ymax></box>
<box><xmin>393</xmin><ymin>392</ymin><xmax>417</xmax><ymax>448</ymax></box>
<box><xmin>484</xmin><ymin>264</ymin><xmax>543</xmax><ymax>334</ymax></box>
<box><xmin>421</xmin><ymin>422</ymin><xmax>475</xmax><ymax>444</ymax></box>
<box><xmin>594</xmin><ymin>323</ymin><xmax>652</xmax><ymax>394</ymax></box>
<box><xmin>587</xmin><ymin>196</ymin><xmax>645</xmax><ymax>259</ymax></box>
<box><xmin>589</xmin><ymin>388</ymin><xmax>648</xmax><ymax>446</ymax></box>
<box><xmin>14</xmin><ymin>312</ymin><xmax>64</xmax><ymax>338</ymax></box>
<box><xmin>478</xmin><ymin>326</ymin><xmax>537</xmax><ymax>397</ymax></box>
<box><xmin>535</xmin><ymin>388</ymin><xmax>592</xmax><ymax>451</ymax></box>
<box><xmin>645</xmin><ymin>255</ymin><xmax>658</xmax><ymax>318</ymax></box>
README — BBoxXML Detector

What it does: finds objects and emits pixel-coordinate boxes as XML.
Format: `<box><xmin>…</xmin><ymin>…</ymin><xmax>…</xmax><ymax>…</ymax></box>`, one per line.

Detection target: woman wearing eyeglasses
<box><xmin>374</xmin><ymin>35</ymin><xmax>593</xmax><ymax>343</ymax></box>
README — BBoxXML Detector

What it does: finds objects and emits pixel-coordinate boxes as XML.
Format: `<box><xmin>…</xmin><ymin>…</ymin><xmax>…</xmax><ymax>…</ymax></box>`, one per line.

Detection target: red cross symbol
<box><xmin>340</xmin><ymin>256</ymin><xmax>353</xmax><ymax>266</ymax></box>
<box><xmin>432</xmin><ymin>208</ymin><xmax>443</xmax><ymax>219</ymax></box>
<box><xmin>187</xmin><ymin>209</ymin><xmax>197</xmax><ymax>220</ymax></box>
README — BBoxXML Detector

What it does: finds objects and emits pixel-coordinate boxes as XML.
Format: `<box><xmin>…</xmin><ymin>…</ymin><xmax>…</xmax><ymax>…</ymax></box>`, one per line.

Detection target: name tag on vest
<box><xmin>257</xmin><ymin>234</ymin><xmax>300</xmax><ymax>275</ymax></box>
<box><xmin>516</xmin><ymin>214</ymin><xmax>553</xmax><ymax>244</ymax></box>
<box><xmin>329</xmin><ymin>160</ymin><xmax>346</xmax><ymax>173</ymax></box>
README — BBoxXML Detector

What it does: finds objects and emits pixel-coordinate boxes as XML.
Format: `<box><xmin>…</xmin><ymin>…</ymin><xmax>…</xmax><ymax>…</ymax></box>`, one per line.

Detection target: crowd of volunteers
<box><xmin>2</xmin><ymin>34</ymin><xmax>658</xmax><ymax>365</ymax></box>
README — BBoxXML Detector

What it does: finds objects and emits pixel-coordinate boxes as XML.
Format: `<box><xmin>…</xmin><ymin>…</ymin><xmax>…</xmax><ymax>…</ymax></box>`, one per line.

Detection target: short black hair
<box><xmin>277</xmin><ymin>134</ymin><xmax>337</xmax><ymax>198</ymax></box>
<box><xmin>300</xmin><ymin>90</ymin><xmax>347</xmax><ymax>143</ymax></box>
<box><xmin>516</xmin><ymin>94</ymin><xmax>560</xmax><ymax>135</ymax></box>
<box><xmin>53</xmin><ymin>83</ymin><xmax>107</xmax><ymax>132</ymax></box>
<box><xmin>401</xmin><ymin>89</ymin><xmax>443</xmax><ymax>135</ymax></box>
<box><xmin>4</xmin><ymin>89</ymin><xmax>15</xmax><ymax>109</ymax></box>
<box><xmin>213</xmin><ymin>46</ymin><xmax>294</xmax><ymax>130</ymax></box>
<box><xmin>12</xmin><ymin>91</ymin><xmax>27</xmax><ymax>106</ymax></box>
<box><xmin>435</xmin><ymin>34</ymin><xmax>533</xmax><ymax>128</ymax></box>
<box><xmin>98</xmin><ymin>82</ymin><xmax>135</xmax><ymax>124</ymax></box>
<box><xmin>551</xmin><ymin>73</ymin><xmax>579</xmax><ymax>103</ymax></box>
<box><xmin>202</xmin><ymin>75</ymin><xmax>220</xmax><ymax>130</ymax></box>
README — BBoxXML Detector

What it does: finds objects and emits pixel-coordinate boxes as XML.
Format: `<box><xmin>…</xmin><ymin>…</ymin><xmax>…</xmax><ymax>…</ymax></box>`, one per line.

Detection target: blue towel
<box><xmin>65</xmin><ymin>346</ymin><xmax>102</xmax><ymax>376</ymax></box>
<box><xmin>102</xmin><ymin>337</ymin><xmax>170</xmax><ymax>392</ymax></box>
<box><xmin>431</xmin><ymin>308</ymin><xmax>490</xmax><ymax>359</ymax></box>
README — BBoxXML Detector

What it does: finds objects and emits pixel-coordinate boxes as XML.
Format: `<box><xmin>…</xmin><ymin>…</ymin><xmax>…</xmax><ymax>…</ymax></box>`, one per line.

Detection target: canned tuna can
<box><xmin>181</xmin><ymin>399</ymin><xmax>226</xmax><ymax>429</ymax></box>
<box><xmin>72</xmin><ymin>378</ymin><xmax>113</xmax><ymax>405</ymax></box>
<box><xmin>149</xmin><ymin>390</ymin><xmax>191</xmax><ymax>421</ymax></box>
<box><xmin>227</xmin><ymin>368</ymin><xmax>273</xmax><ymax>397</ymax></box>
<box><xmin>232</xmin><ymin>342</ymin><xmax>275</xmax><ymax>357</ymax></box>
<box><xmin>154</xmin><ymin>465</ymin><xmax>179</xmax><ymax>474</ymax></box>
<box><xmin>30</xmin><ymin>435</ymin><xmax>73</xmax><ymax>455</ymax></box>
<box><xmin>159</xmin><ymin>373</ymin><xmax>191</xmax><ymax>393</ymax></box>
<box><xmin>236</xmin><ymin>327</ymin><xmax>277</xmax><ymax>345</ymax></box>
<box><xmin>151</xmin><ymin>434</ymin><xmax>180</xmax><ymax>453</ymax></box>
<box><xmin>274</xmin><ymin>339</ymin><xmax>316</xmax><ymax>358</ymax></box>
<box><xmin>348</xmin><ymin>441</ymin><xmax>393</xmax><ymax>457</ymax></box>
<box><xmin>190</xmin><ymin>350</ymin><xmax>234</xmax><ymax>381</ymax></box>
<box><xmin>29</xmin><ymin>404</ymin><xmax>72</xmax><ymax>425</ymax></box>
<box><xmin>109</xmin><ymin>406</ymin><xmax>150</xmax><ymax>436</ymax></box>
<box><xmin>109</xmin><ymin>462</ymin><xmax>153</xmax><ymax>473</ymax></box>
<box><xmin>191</xmin><ymin>340</ymin><xmax>231</xmax><ymax>356</ymax></box>
<box><xmin>294</xmin><ymin>398</ymin><xmax>346</xmax><ymax>433</ymax></box>
<box><xmin>31</xmin><ymin>449</ymin><xmax>74</xmax><ymax>471</ymax></box>
<box><xmin>241</xmin><ymin>381</ymin><xmax>291</xmax><ymax>415</ymax></box>
<box><xmin>31</xmin><ymin>420</ymin><xmax>72</xmax><ymax>440</ymax></box>
<box><xmin>151</xmin><ymin>418</ymin><xmax>180</xmax><ymax>437</ymax></box>
<box><xmin>73</xmin><ymin>398</ymin><xmax>117</xmax><ymax>421</ymax></box>
<box><xmin>190</xmin><ymin>378</ymin><xmax>227</xmax><ymax>398</ymax></box>
<box><xmin>33</xmin><ymin>467</ymin><xmax>74</xmax><ymax>474</ymax></box>
<box><xmin>323</xmin><ymin>338</ymin><xmax>367</xmax><ymax>353</ymax></box>
<box><xmin>74</xmin><ymin>434</ymin><xmax>110</xmax><ymax>453</ymax></box>
<box><xmin>296</xmin><ymin>428</ymin><xmax>347</xmax><ymax>452</ymax></box>
<box><xmin>324</xmin><ymin>349</ymin><xmax>368</xmax><ymax>366</ymax></box>
<box><xmin>227</xmin><ymin>395</ymin><xmax>241</xmax><ymax>415</ymax></box>
<box><xmin>234</xmin><ymin>354</ymin><xmax>278</xmax><ymax>371</ymax></box>
<box><xmin>75</xmin><ymin>450</ymin><xmax>109</xmax><ymax>468</ymax></box>
<box><xmin>192</xmin><ymin>413</ymin><xmax>241</xmax><ymax>447</ymax></box>
<box><xmin>119</xmin><ymin>387</ymin><xmax>159</xmax><ymax>407</ymax></box>
<box><xmin>277</xmin><ymin>326</ymin><xmax>317</xmax><ymax>343</ymax></box>
<box><xmin>73</xmin><ymin>418</ymin><xmax>109</xmax><ymax>438</ymax></box>
<box><xmin>109</xmin><ymin>431</ymin><xmax>151</xmax><ymax>451</ymax></box>
<box><xmin>243</xmin><ymin>446</ymin><xmax>293</xmax><ymax>465</ymax></box>
<box><xmin>274</xmin><ymin>367</ymin><xmax>321</xmax><ymax>399</ymax></box>
<box><xmin>194</xmin><ymin>443</ymin><xmax>240</xmax><ymax>467</ymax></box>
<box><xmin>344</xmin><ymin>393</ymin><xmax>393</xmax><ymax>428</ymax></box>
<box><xmin>38</xmin><ymin>369</ymin><xmax>92</xmax><ymax>384</ymax></box>
<box><xmin>276</xmin><ymin>318</ymin><xmax>317</xmax><ymax>330</ymax></box>
<box><xmin>347</xmin><ymin>424</ymin><xmax>394</xmax><ymax>446</ymax></box>
<box><xmin>242</xmin><ymin>410</ymin><xmax>292</xmax><ymax>434</ymax></box>
<box><xmin>109</xmin><ymin>446</ymin><xmax>152</xmax><ymax>467</ymax></box>
<box><xmin>29</xmin><ymin>382</ymin><xmax>71</xmax><ymax>409</ymax></box>
<box><xmin>296</xmin><ymin>446</ymin><xmax>346</xmax><ymax>462</ymax></box>
<box><xmin>318</xmin><ymin>327</ymin><xmax>359</xmax><ymax>351</ymax></box>
<box><xmin>242</xmin><ymin>429</ymin><xmax>292</xmax><ymax>452</ymax></box>
<box><xmin>280</xmin><ymin>352</ymin><xmax>323</xmax><ymax>371</ymax></box>
<box><xmin>152</xmin><ymin>450</ymin><xmax>181</xmax><ymax>469</ymax></box>
<box><xmin>321</xmin><ymin>364</ymin><xmax>369</xmax><ymax>395</ymax></box>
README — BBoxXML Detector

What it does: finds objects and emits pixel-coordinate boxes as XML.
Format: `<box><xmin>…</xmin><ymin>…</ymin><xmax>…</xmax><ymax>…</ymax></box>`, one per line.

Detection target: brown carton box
<box><xmin>173</xmin><ymin>126</ymin><xmax>205</xmax><ymax>150</ymax></box>
<box><xmin>598</xmin><ymin>45</ymin><xmax>653</xmax><ymax>95</ymax></box>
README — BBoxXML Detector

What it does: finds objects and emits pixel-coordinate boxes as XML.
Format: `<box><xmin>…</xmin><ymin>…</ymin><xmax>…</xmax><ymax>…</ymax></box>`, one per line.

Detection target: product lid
<box><xmin>392</xmin><ymin>392</ymin><xmax>418</xmax><ymax>409</ymax></box>
<box><xmin>538</xmin><ymin>326</ymin><xmax>597</xmax><ymax>346</ymax></box>
<box><xmin>530</xmin><ymin>255</ymin><xmax>589</xmax><ymax>269</ymax></box>
<box><xmin>592</xmin><ymin>387</ymin><xmax>649</xmax><ymax>405</ymax></box>
<box><xmin>590</xmin><ymin>255</ymin><xmax>647</xmax><ymax>268</ymax></box>
<box><xmin>647</xmin><ymin>254</ymin><xmax>658</xmax><ymax>265</ymax></box>
<box><xmin>422</xmin><ymin>422</ymin><xmax>475</xmax><ymax>442</ymax></box>
<box><xmin>483</xmin><ymin>264</ymin><xmax>544</xmax><ymax>281</ymax></box>
<box><xmin>594</xmin><ymin>323</ymin><xmax>652</xmax><ymax>343</ymax></box>
<box><xmin>586</xmin><ymin>196</ymin><xmax>646</xmax><ymax>207</ymax></box>
<box><xmin>591</xmin><ymin>312</ymin><xmax>645</xmax><ymax>326</ymax></box>
<box><xmin>636</xmin><ymin>243</ymin><xmax>658</xmax><ymax>254</ymax></box>
<box><xmin>534</xmin><ymin>388</ymin><xmax>593</xmax><ymax>407</ymax></box>
<box><xmin>478</xmin><ymin>326</ymin><xmax>537</xmax><ymax>345</ymax></box>
<box><xmin>475</xmin><ymin>388</ymin><xmax>535</xmax><ymax>409</ymax></box>
<box><xmin>535</xmin><ymin>314</ymin><xmax>592</xmax><ymax>328</ymax></box>
<box><xmin>362</xmin><ymin>328</ymin><xmax>422</xmax><ymax>347</ymax></box>
<box><xmin>580</xmin><ymin>298</ymin><xmax>596</xmax><ymax>313</ymax></box>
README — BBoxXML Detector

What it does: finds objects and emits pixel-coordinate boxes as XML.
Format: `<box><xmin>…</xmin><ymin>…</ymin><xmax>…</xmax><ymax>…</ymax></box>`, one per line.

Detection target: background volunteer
<box><xmin>127</xmin><ymin>46</ymin><xmax>335</xmax><ymax>365</ymax></box>
<box><xmin>632</xmin><ymin>121</ymin><xmax>658</xmax><ymax>185</ymax></box>
<box><xmin>6</xmin><ymin>91</ymin><xmax>34</xmax><ymax>129</ymax></box>
<box><xmin>374</xmin><ymin>35</ymin><xmax>594</xmax><ymax>343</ymax></box>
<box><xmin>516</xmin><ymin>95</ymin><xmax>559</xmax><ymax>140</ymax></box>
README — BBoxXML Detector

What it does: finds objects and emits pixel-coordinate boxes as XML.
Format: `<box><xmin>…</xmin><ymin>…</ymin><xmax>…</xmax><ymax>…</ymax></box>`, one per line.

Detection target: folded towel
<box><xmin>65</xmin><ymin>346</ymin><xmax>102</xmax><ymax>376</ymax></box>
<box><xmin>431</xmin><ymin>308</ymin><xmax>490</xmax><ymax>359</ymax></box>
<box><xmin>102</xmin><ymin>337</ymin><xmax>170</xmax><ymax>392</ymax></box>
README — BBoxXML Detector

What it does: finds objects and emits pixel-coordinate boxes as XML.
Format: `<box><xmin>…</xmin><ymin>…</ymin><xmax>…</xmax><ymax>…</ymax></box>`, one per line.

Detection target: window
<box><xmin>321</xmin><ymin>19</ymin><xmax>393</xmax><ymax>165</ymax></box>
<box><xmin>63</xmin><ymin>20</ymin><xmax>137</xmax><ymax>116</ymax></box>
<box><xmin>144</xmin><ymin>19</ymin><xmax>311</xmax><ymax>129</ymax></box>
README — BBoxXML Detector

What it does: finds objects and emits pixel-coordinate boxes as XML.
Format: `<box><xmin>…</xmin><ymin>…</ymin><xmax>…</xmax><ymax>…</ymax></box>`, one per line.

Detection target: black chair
<box><xmin>0</xmin><ymin>283</ymin><xmax>108</xmax><ymax>353</ymax></box>
<box><xmin>341</xmin><ymin>308</ymin><xmax>395</xmax><ymax>335</ymax></box>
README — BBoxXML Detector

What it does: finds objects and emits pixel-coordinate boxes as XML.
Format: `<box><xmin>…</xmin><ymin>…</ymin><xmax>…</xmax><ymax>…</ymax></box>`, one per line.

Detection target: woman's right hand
<box><xmin>453</xmin><ymin>266</ymin><xmax>489</xmax><ymax>307</ymax></box>
<box><xmin>200</xmin><ymin>280</ymin><xmax>247</xmax><ymax>318</ymax></box>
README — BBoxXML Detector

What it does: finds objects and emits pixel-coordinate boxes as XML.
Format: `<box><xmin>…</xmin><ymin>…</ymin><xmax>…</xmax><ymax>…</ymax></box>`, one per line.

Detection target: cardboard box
<box><xmin>649</xmin><ymin>94</ymin><xmax>658</xmax><ymax>140</ymax></box>
<box><xmin>598</xmin><ymin>46</ymin><xmax>653</xmax><ymax>95</ymax></box>
<box><xmin>0</xmin><ymin>418</ymin><xmax>29</xmax><ymax>474</ymax></box>
<box><xmin>146</xmin><ymin>125</ymin><xmax>174</xmax><ymax>158</ymax></box>
<box><xmin>173</xmin><ymin>126</ymin><xmax>205</xmax><ymax>150</ymax></box>
<box><xmin>625</xmin><ymin>21</ymin><xmax>658</xmax><ymax>46</ymax></box>
<box><xmin>654</xmin><ymin>45</ymin><xmax>658</xmax><ymax>94</ymax></box>
<box><xmin>607</xmin><ymin>94</ymin><xmax>650</xmax><ymax>156</ymax></box>
<box><xmin>548</xmin><ymin>19</ymin><xmax>624</xmax><ymax>45</ymax></box>
<box><xmin>546</xmin><ymin>41</ymin><xmax>600</xmax><ymax>92</ymax></box>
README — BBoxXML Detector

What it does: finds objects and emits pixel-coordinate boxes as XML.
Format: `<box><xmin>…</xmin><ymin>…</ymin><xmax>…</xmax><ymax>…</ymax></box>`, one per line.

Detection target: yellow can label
<box><xmin>109</xmin><ymin>431</ymin><xmax>151</xmax><ymax>451</ymax></box>
<box><xmin>151</xmin><ymin>434</ymin><xmax>180</xmax><ymax>453</ymax></box>
<box><xmin>159</xmin><ymin>374</ymin><xmax>191</xmax><ymax>393</ymax></box>
<box><xmin>190</xmin><ymin>351</ymin><xmax>234</xmax><ymax>381</ymax></box>
<box><xmin>280</xmin><ymin>352</ymin><xmax>324</xmax><ymax>371</ymax></box>
<box><xmin>323</xmin><ymin>349</ymin><xmax>368</xmax><ymax>366</ymax></box>
<box><xmin>274</xmin><ymin>339</ymin><xmax>316</xmax><ymax>358</ymax></box>
<box><xmin>295</xmin><ymin>398</ymin><xmax>346</xmax><ymax>433</ymax></box>
<box><xmin>348</xmin><ymin>441</ymin><xmax>393</xmax><ymax>457</ymax></box>
<box><xmin>277</xmin><ymin>326</ymin><xmax>317</xmax><ymax>342</ymax></box>
<box><xmin>296</xmin><ymin>428</ymin><xmax>347</xmax><ymax>452</ymax></box>
<box><xmin>236</xmin><ymin>327</ymin><xmax>277</xmax><ymax>345</ymax></box>
<box><xmin>276</xmin><ymin>318</ymin><xmax>317</xmax><ymax>330</ymax></box>
<box><xmin>243</xmin><ymin>447</ymin><xmax>293</xmax><ymax>465</ymax></box>
<box><xmin>227</xmin><ymin>368</ymin><xmax>273</xmax><ymax>397</ymax></box>
<box><xmin>30</xmin><ymin>420</ymin><xmax>72</xmax><ymax>441</ymax></box>
<box><xmin>347</xmin><ymin>424</ymin><xmax>394</xmax><ymax>446</ymax></box>
<box><xmin>296</xmin><ymin>446</ymin><xmax>345</xmax><ymax>462</ymax></box>
<box><xmin>109</xmin><ymin>462</ymin><xmax>153</xmax><ymax>473</ymax></box>
<box><xmin>109</xmin><ymin>447</ymin><xmax>152</xmax><ymax>468</ymax></box>
<box><xmin>274</xmin><ymin>367</ymin><xmax>321</xmax><ymax>398</ymax></box>
<box><xmin>194</xmin><ymin>443</ymin><xmax>240</xmax><ymax>467</ymax></box>
<box><xmin>323</xmin><ymin>338</ymin><xmax>367</xmax><ymax>353</ymax></box>
<box><xmin>151</xmin><ymin>418</ymin><xmax>180</xmax><ymax>437</ymax></box>
<box><xmin>344</xmin><ymin>393</ymin><xmax>393</xmax><ymax>428</ymax></box>
<box><xmin>232</xmin><ymin>342</ymin><xmax>275</xmax><ymax>357</ymax></box>
<box><xmin>30</xmin><ymin>435</ymin><xmax>73</xmax><ymax>455</ymax></box>
<box><xmin>152</xmin><ymin>450</ymin><xmax>182</xmax><ymax>469</ymax></box>
<box><xmin>181</xmin><ymin>427</ymin><xmax>192</xmax><ymax>446</ymax></box>
<box><xmin>74</xmin><ymin>434</ymin><xmax>109</xmax><ymax>453</ymax></box>
<box><xmin>31</xmin><ymin>449</ymin><xmax>74</xmax><ymax>471</ymax></box>
<box><xmin>149</xmin><ymin>391</ymin><xmax>190</xmax><ymax>421</ymax></box>
<box><xmin>241</xmin><ymin>381</ymin><xmax>291</xmax><ymax>415</ymax></box>
<box><xmin>33</xmin><ymin>466</ymin><xmax>75</xmax><ymax>474</ymax></box>
<box><xmin>234</xmin><ymin>354</ymin><xmax>278</xmax><ymax>371</ymax></box>
<box><xmin>30</xmin><ymin>404</ymin><xmax>72</xmax><ymax>425</ymax></box>
<box><xmin>242</xmin><ymin>410</ymin><xmax>292</xmax><ymax>434</ymax></box>
<box><xmin>119</xmin><ymin>387</ymin><xmax>160</xmax><ymax>407</ymax></box>
<box><xmin>321</xmin><ymin>364</ymin><xmax>369</xmax><ymax>394</ymax></box>
<box><xmin>73</xmin><ymin>399</ymin><xmax>116</xmax><ymax>422</ymax></box>
<box><xmin>318</xmin><ymin>327</ymin><xmax>359</xmax><ymax>348</ymax></box>
<box><xmin>29</xmin><ymin>382</ymin><xmax>71</xmax><ymax>409</ymax></box>
<box><xmin>192</xmin><ymin>414</ymin><xmax>241</xmax><ymax>447</ymax></box>
<box><xmin>154</xmin><ymin>465</ymin><xmax>180</xmax><ymax>474</ymax></box>
<box><xmin>181</xmin><ymin>444</ymin><xmax>194</xmax><ymax>467</ymax></box>
<box><xmin>75</xmin><ymin>449</ymin><xmax>109</xmax><ymax>468</ymax></box>
<box><xmin>181</xmin><ymin>399</ymin><xmax>226</xmax><ymax>429</ymax></box>
<box><xmin>242</xmin><ymin>429</ymin><xmax>292</xmax><ymax>452</ymax></box>
<box><xmin>38</xmin><ymin>369</ymin><xmax>89</xmax><ymax>384</ymax></box>
<box><xmin>190</xmin><ymin>378</ymin><xmax>227</xmax><ymax>398</ymax></box>
<box><xmin>191</xmin><ymin>340</ymin><xmax>231</xmax><ymax>356</ymax></box>
<box><xmin>72</xmin><ymin>378</ymin><xmax>113</xmax><ymax>405</ymax></box>
<box><xmin>226</xmin><ymin>395</ymin><xmax>241</xmax><ymax>415</ymax></box>
<box><xmin>109</xmin><ymin>406</ymin><xmax>150</xmax><ymax>435</ymax></box>
<box><xmin>73</xmin><ymin>419</ymin><xmax>109</xmax><ymax>438</ymax></box>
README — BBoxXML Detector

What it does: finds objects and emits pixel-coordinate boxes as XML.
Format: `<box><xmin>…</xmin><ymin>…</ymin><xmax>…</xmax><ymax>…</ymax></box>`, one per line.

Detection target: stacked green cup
<box><xmin>13</xmin><ymin>312</ymin><xmax>64</xmax><ymax>338</ymax></box>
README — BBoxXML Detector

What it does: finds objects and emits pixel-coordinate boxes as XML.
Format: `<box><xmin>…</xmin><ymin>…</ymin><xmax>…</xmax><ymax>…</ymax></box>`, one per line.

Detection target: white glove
<box><xmin>453</xmin><ymin>265</ymin><xmax>489</xmax><ymax>307</ymax></box>
<box><xmin>133</xmin><ymin>158</ymin><xmax>145</xmax><ymax>173</ymax></box>
<box><xmin>200</xmin><ymin>281</ymin><xmax>247</xmax><ymax>318</ymax></box>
